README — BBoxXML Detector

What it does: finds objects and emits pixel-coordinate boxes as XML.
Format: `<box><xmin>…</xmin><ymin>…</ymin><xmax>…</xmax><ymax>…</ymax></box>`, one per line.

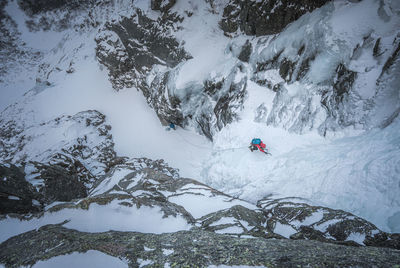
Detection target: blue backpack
<box><xmin>252</xmin><ymin>138</ymin><xmax>261</xmax><ymax>145</ymax></box>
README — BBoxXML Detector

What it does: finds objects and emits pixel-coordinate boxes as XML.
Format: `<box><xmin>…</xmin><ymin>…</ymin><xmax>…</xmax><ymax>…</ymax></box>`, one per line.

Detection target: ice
<box><xmin>31</xmin><ymin>250</ymin><xmax>128</xmax><ymax>268</ymax></box>
<box><xmin>203</xmin><ymin>101</ymin><xmax>400</xmax><ymax>232</ymax></box>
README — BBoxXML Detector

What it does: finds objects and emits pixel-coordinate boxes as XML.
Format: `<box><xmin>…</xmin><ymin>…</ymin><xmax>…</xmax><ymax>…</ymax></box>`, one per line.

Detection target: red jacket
<box><xmin>255</xmin><ymin>142</ymin><xmax>266</xmax><ymax>153</ymax></box>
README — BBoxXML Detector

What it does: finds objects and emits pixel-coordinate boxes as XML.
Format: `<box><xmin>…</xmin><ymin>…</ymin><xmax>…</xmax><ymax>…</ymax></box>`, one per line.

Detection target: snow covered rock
<box><xmin>219</xmin><ymin>0</ymin><xmax>328</xmax><ymax>36</ymax></box>
<box><xmin>0</xmin><ymin>109</ymin><xmax>116</xmax><ymax>205</ymax></box>
<box><xmin>1</xmin><ymin>223</ymin><xmax>400</xmax><ymax>268</ymax></box>
<box><xmin>251</xmin><ymin>0</ymin><xmax>400</xmax><ymax>134</ymax></box>
<box><xmin>259</xmin><ymin>198</ymin><xmax>400</xmax><ymax>249</ymax></box>
<box><xmin>151</xmin><ymin>0</ymin><xmax>176</xmax><ymax>13</ymax></box>
<box><xmin>95</xmin><ymin>10</ymin><xmax>190</xmax><ymax>90</ymax></box>
<box><xmin>198</xmin><ymin>204</ymin><xmax>280</xmax><ymax>239</ymax></box>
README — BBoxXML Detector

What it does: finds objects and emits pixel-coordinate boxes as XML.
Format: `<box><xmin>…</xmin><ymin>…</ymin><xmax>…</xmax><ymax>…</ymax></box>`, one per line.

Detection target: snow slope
<box><xmin>0</xmin><ymin>0</ymin><xmax>399</xmax><ymax>234</ymax></box>
<box><xmin>31</xmin><ymin>250</ymin><xmax>128</xmax><ymax>268</ymax></box>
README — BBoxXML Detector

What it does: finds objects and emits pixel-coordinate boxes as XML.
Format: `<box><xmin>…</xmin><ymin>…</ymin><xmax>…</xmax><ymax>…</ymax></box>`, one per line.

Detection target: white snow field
<box><xmin>31</xmin><ymin>250</ymin><xmax>128</xmax><ymax>268</ymax></box>
<box><xmin>0</xmin><ymin>0</ymin><xmax>399</xmax><ymax>235</ymax></box>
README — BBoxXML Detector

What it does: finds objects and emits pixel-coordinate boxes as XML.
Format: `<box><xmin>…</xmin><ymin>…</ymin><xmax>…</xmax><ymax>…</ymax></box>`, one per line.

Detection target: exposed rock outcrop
<box><xmin>1</xmin><ymin>224</ymin><xmax>399</xmax><ymax>267</ymax></box>
<box><xmin>0</xmin><ymin>164</ymin><xmax>42</xmax><ymax>214</ymax></box>
<box><xmin>95</xmin><ymin>10</ymin><xmax>190</xmax><ymax>90</ymax></box>
<box><xmin>220</xmin><ymin>0</ymin><xmax>328</xmax><ymax>36</ymax></box>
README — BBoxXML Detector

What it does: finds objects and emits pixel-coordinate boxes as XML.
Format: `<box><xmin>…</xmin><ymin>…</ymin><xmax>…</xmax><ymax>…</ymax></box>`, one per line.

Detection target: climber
<box><xmin>249</xmin><ymin>138</ymin><xmax>269</xmax><ymax>154</ymax></box>
<box><xmin>166</xmin><ymin>122</ymin><xmax>176</xmax><ymax>131</ymax></box>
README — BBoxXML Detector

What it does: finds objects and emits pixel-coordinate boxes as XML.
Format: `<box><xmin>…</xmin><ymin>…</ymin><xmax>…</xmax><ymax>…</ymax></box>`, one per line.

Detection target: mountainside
<box><xmin>0</xmin><ymin>0</ymin><xmax>399</xmax><ymax>267</ymax></box>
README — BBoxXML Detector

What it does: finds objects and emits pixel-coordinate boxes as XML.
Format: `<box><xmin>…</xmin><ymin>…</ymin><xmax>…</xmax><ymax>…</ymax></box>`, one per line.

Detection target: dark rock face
<box><xmin>151</xmin><ymin>0</ymin><xmax>176</xmax><ymax>12</ymax></box>
<box><xmin>1</xmin><ymin>224</ymin><xmax>400</xmax><ymax>268</ymax></box>
<box><xmin>238</xmin><ymin>40</ymin><xmax>252</xmax><ymax>62</ymax></box>
<box><xmin>35</xmin><ymin>163</ymin><xmax>87</xmax><ymax>203</ymax></box>
<box><xmin>18</xmin><ymin>0</ymin><xmax>106</xmax><ymax>31</ymax></box>
<box><xmin>214</xmin><ymin>79</ymin><xmax>247</xmax><ymax>132</ymax></box>
<box><xmin>220</xmin><ymin>0</ymin><xmax>328</xmax><ymax>36</ymax></box>
<box><xmin>18</xmin><ymin>0</ymin><xmax>97</xmax><ymax>16</ymax></box>
<box><xmin>0</xmin><ymin>164</ymin><xmax>42</xmax><ymax>214</ymax></box>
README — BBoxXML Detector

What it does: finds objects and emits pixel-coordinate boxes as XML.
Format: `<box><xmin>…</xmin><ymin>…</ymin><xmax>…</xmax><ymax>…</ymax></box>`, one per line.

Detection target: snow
<box><xmin>209</xmin><ymin>217</ymin><xmax>236</xmax><ymax>226</ymax></box>
<box><xmin>172</xmin><ymin>1</ymin><xmax>236</xmax><ymax>91</ymax></box>
<box><xmin>138</xmin><ymin>259</ymin><xmax>154</xmax><ymax>267</ymax></box>
<box><xmin>31</xmin><ymin>250</ymin><xmax>128</xmax><ymax>268</ymax></box>
<box><xmin>314</xmin><ymin>219</ymin><xmax>342</xmax><ymax>233</ymax></box>
<box><xmin>169</xmin><ymin>193</ymin><xmax>255</xmax><ymax>219</ymax></box>
<box><xmin>0</xmin><ymin>200</ymin><xmax>191</xmax><ymax>243</ymax></box>
<box><xmin>291</xmin><ymin>210</ymin><xmax>324</xmax><ymax>228</ymax></box>
<box><xmin>274</xmin><ymin>222</ymin><xmax>297</xmax><ymax>238</ymax></box>
<box><xmin>162</xmin><ymin>249</ymin><xmax>174</xmax><ymax>256</ymax></box>
<box><xmin>215</xmin><ymin>226</ymin><xmax>243</xmax><ymax>234</ymax></box>
<box><xmin>90</xmin><ymin>168</ymin><xmax>135</xmax><ymax>195</ymax></box>
<box><xmin>346</xmin><ymin>232</ymin><xmax>366</xmax><ymax>245</ymax></box>
<box><xmin>7</xmin><ymin>196</ymin><xmax>20</xmax><ymax>200</ymax></box>
<box><xmin>5</xmin><ymin>1</ymin><xmax>65</xmax><ymax>51</ymax></box>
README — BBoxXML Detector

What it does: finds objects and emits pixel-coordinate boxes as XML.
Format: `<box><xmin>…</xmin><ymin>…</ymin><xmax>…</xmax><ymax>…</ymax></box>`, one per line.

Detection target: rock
<box><xmin>17</xmin><ymin>0</ymin><xmax>106</xmax><ymax>31</ymax></box>
<box><xmin>214</xmin><ymin>79</ymin><xmax>247</xmax><ymax>132</ymax></box>
<box><xmin>198</xmin><ymin>205</ymin><xmax>280</xmax><ymax>239</ymax></box>
<box><xmin>332</xmin><ymin>63</ymin><xmax>357</xmax><ymax>100</ymax></box>
<box><xmin>258</xmin><ymin>198</ymin><xmax>400</xmax><ymax>249</ymax></box>
<box><xmin>1</xmin><ymin>224</ymin><xmax>399</xmax><ymax>267</ymax></box>
<box><xmin>279</xmin><ymin>58</ymin><xmax>296</xmax><ymax>82</ymax></box>
<box><xmin>151</xmin><ymin>0</ymin><xmax>176</xmax><ymax>13</ymax></box>
<box><xmin>0</xmin><ymin>110</ymin><xmax>116</xmax><ymax>188</ymax></box>
<box><xmin>373</xmin><ymin>37</ymin><xmax>382</xmax><ymax>57</ymax></box>
<box><xmin>0</xmin><ymin>164</ymin><xmax>42</xmax><ymax>214</ymax></box>
<box><xmin>220</xmin><ymin>0</ymin><xmax>328</xmax><ymax>37</ymax></box>
<box><xmin>35</xmin><ymin>163</ymin><xmax>87</xmax><ymax>203</ymax></box>
<box><xmin>95</xmin><ymin>10</ymin><xmax>190</xmax><ymax>90</ymax></box>
<box><xmin>238</xmin><ymin>40</ymin><xmax>252</xmax><ymax>62</ymax></box>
